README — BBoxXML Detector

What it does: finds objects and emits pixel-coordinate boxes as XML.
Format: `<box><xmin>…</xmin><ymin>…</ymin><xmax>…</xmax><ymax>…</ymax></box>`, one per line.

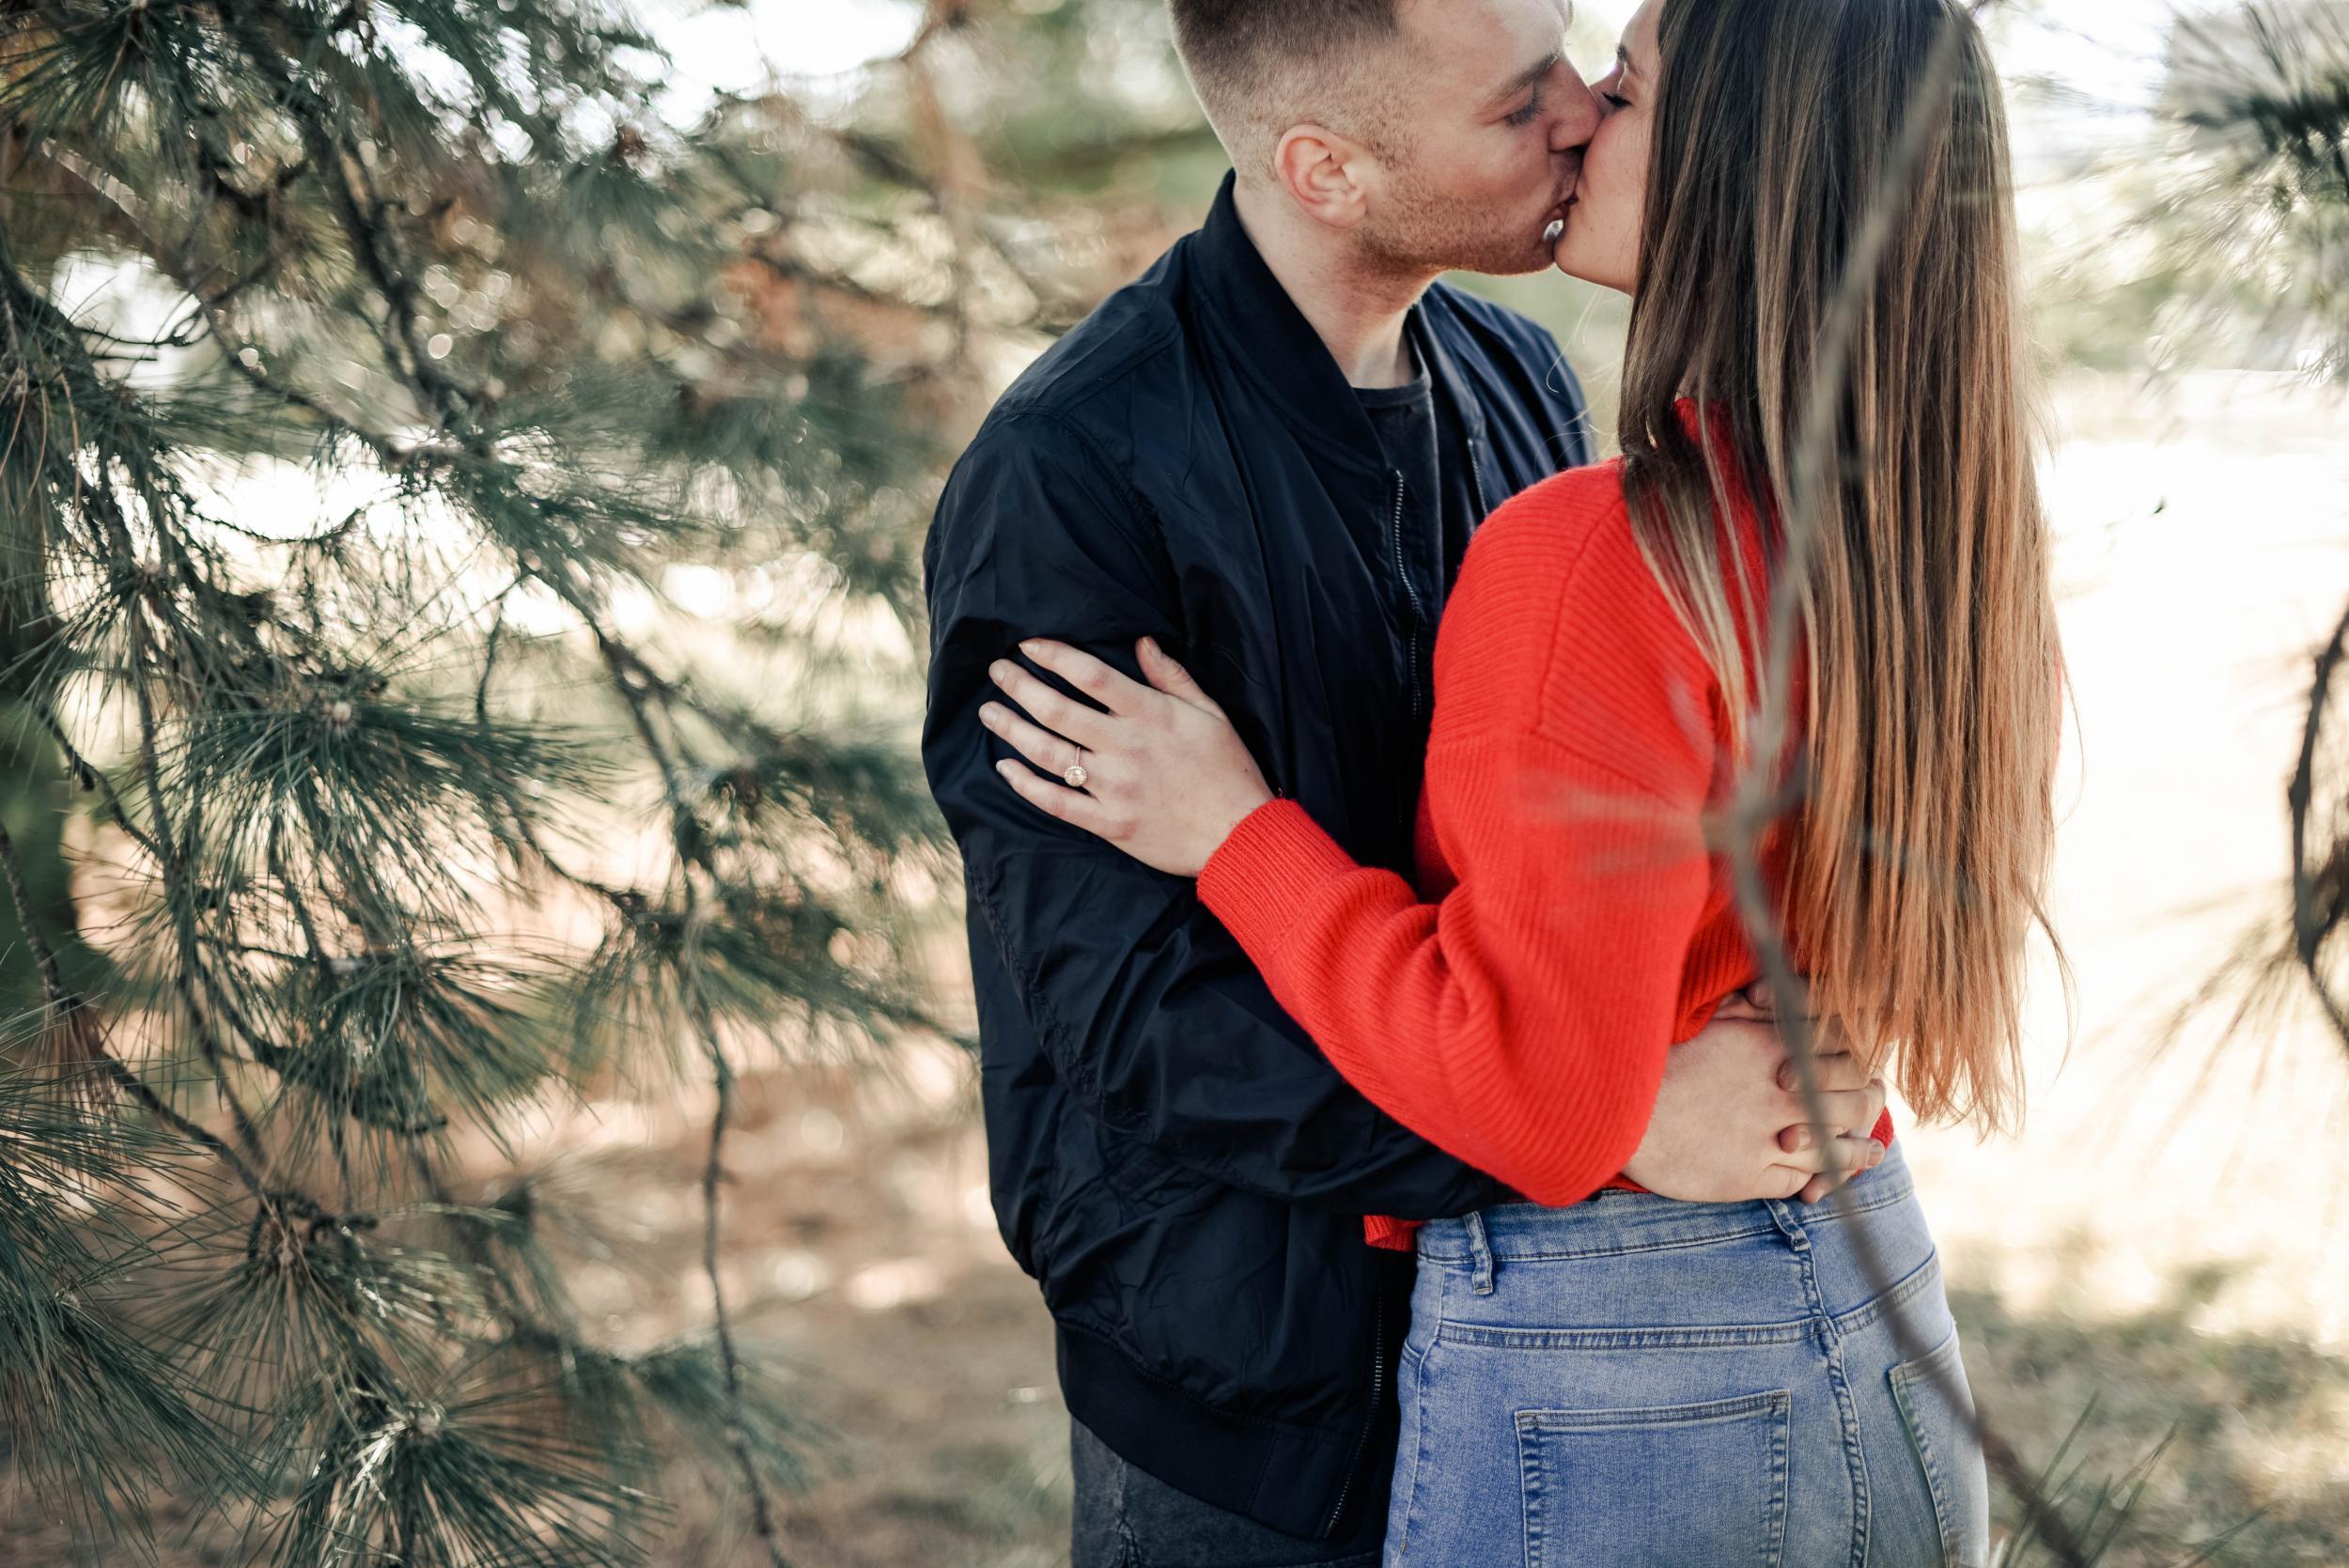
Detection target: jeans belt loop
<box><xmin>1463</xmin><ymin>1210</ymin><xmax>1497</xmax><ymax>1296</ymax></box>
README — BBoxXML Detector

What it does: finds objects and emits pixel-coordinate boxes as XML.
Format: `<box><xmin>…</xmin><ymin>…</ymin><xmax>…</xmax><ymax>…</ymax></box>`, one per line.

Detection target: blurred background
<box><xmin>0</xmin><ymin>0</ymin><xmax>2343</xmax><ymax>1563</ymax></box>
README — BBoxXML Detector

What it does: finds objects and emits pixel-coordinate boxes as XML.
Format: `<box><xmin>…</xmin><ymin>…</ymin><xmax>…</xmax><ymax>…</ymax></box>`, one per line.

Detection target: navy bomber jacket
<box><xmin>922</xmin><ymin>170</ymin><xmax>1595</xmax><ymax>1544</ymax></box>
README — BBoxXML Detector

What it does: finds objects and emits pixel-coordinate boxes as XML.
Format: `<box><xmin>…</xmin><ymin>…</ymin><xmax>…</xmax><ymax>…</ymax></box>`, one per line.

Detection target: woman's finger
<box><xmin>1771</xmin><ymin>1127</ymin><xmax>1884</xmax><ymax>1172</ymax></box>
<box><xmin>1787</xmin><ymin>1087</ymin><xmax>1881</xmax><ymax>1136</ymax></box>
<box><xmin>1771</xmin><ymin>1132</ymin><xmax>1835</xmax><ymax>1174</ymax></box>
<box><xmin>1019</xmin><ymin>639</ymin><xmax>1151</xmax><ymax>718</ymax></box>
<box><xmin>996</xmin><ymin>758</ymin><xmax>1120</xmax><ymax>837</ymax></box>
<box><xmin>979</xmin><ymin>702</ymin><xmax>1088</xmax><ymax>781</ymax></box>
<box><xmin>1797</xmin><ymin>1138</ymin><xmax>1886</xmax><ymax>1203</ymax></box>
<box><xmin>1138</xmin><ymin>637</ymin><xmax>1224</xmax><ymax>717</ymax></box>
<box><xmin>989</xmin><ymin>658</ymin><xmax>1113</xmax><ymax>749</ymax></box>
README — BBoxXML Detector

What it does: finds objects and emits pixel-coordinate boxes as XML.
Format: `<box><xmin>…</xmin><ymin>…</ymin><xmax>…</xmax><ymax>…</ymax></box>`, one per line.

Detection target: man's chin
<box><xmin>1448</xmin><ymin>231</ymin><xmax>1574</xmax><ymax>280</ymax></box>
<box><xmin>1450</xmin><ymin>207</ymin><xmax>1581</xmax><ymax>279</ymax></box>
<box><xmin>1473</xmin><ymin>248</ymin><xmax>1565</xmax><ymax>280</ymax></box>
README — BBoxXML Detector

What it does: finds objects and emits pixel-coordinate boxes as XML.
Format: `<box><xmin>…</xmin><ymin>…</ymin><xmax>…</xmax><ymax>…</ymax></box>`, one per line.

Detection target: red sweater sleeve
<box><xmin>1196</xmin><ymin>469</ymin><xmax>1730</xmax><ymax>1208</ymax></box>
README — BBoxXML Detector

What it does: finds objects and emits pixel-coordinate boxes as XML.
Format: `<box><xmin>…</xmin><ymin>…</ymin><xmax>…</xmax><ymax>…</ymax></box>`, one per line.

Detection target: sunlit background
<box><xmin>626</xmin><ymin>3</ymin><xmax>2349</xmax><ymax>1560</ymax></box>
<box><xmin>3</xmin><ymin>0</ymin><xmax>2343</xmax><ymax>1563</ymax></box>
<box><xmin>671</xmin><ymin>3</ymin><xmax>2349</xmax><ymax>1560</ymax></box>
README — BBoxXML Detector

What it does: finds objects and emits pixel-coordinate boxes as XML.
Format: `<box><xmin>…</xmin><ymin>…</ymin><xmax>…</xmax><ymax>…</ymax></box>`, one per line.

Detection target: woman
<box><xmin>981</xmin><ymin>0</ymin><xmax>2056</xmax><ymax>1560</ymax></box>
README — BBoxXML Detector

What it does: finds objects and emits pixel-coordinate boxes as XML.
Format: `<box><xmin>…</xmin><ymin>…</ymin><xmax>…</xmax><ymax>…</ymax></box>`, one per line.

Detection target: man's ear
<box><xmin>1271</xmin><ymin>125</ymin><xmax>1377</xmax><ymax>231</ymax></box>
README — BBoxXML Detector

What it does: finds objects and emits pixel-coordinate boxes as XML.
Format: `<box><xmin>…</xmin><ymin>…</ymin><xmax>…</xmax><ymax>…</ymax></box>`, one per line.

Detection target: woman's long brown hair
<box><xmin>1619</xmin><ymin>0</ymin><xmax>2060</xmax><ymax>1131</ymax></box>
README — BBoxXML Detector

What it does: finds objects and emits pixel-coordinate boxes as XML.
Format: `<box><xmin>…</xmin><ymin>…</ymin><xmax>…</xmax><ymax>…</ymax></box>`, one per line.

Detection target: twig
<box><xmin>1727</xmin><ymin>5</ymin><xmax>2093</xmax><ymax>1563</ymax></box>
<box><xmin>0</xmin><ymin>803</ymin><xmax>275</xmax><ymax>1206</ymax></box>
<box><xmin>688</xmin><ymin>977</ymin><xmax>792</xmax><ymax>1568</ymax></box>
<box><xmin>2287</xmin><ymin>597</ymin><xmax>2349</xmax><ymax>1048</ymax></box>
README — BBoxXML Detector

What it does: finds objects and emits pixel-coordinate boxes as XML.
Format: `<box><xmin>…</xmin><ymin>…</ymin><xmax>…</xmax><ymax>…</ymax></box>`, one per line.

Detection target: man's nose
<box><xmin>1549</xmin><ymin>70</ymin><xmax>1605</xmax><ymax>153</ymax></box>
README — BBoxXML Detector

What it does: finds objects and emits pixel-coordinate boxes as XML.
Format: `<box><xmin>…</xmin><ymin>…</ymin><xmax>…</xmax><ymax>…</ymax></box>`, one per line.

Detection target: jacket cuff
<box><xmin>1199</xmin><ymin>799</ymin><xmax>1363</xmax><ymax>966</ymax></box>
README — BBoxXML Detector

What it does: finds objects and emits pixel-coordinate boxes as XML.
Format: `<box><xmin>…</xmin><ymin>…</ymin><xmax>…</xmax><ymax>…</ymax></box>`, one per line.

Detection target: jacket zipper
<box><xmin>1323</xmin><ymin>1286</ymin><xmax>1387</xmax><ymax>1536</ymax></box>
<box><xmin>1388</xmin><ymin>470</ymin><xmax>1428</xmax><ymax>723</ymax></box>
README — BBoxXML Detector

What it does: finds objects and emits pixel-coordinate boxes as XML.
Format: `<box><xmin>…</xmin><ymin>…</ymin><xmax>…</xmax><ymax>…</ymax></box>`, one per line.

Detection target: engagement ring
<box><xmin>1064</xmin><ymin>763</ymin><xmax>1089</xmax><ymax>790</ymax></box>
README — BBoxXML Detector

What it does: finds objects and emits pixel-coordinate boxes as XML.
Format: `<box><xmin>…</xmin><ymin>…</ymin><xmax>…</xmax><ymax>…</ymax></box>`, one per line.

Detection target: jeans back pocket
<box><xmin>1517</xmin><ymin>1389</ymin><xmax>1791</xmax><ymax>1568</ymax></box>
<box><xmin>1888</xmin><ymin>1330</ymin><xmax>1992</xmax><ymax>1567</ymax></box>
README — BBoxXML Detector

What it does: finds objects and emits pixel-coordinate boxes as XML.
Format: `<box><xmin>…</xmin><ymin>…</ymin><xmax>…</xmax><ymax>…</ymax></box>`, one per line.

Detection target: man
<box><xmin>922</xmin><ymin>1</ymin><xmax>1890</xmax><ymax>1560</ymax></box>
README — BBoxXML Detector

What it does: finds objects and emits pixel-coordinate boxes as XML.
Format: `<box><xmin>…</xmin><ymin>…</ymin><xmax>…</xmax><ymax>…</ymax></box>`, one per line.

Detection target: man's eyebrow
<box><xmin>1486</xmin><ymin>47</ymin><xmax>1563</xmax><ymax>109</ymax></box>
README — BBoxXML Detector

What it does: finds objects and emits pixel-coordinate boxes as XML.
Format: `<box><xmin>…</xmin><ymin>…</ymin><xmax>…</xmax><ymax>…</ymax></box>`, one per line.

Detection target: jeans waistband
<box><xmin>1415</xmin><ymin>1141</ymin><xmax>1915</xmax><ymax>1265</ymax></box>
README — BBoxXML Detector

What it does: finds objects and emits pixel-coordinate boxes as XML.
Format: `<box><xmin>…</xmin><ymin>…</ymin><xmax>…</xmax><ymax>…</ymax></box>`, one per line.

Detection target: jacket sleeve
<box><xmin>922</xmin><ymin>410</ymin><xmax>1513</xmax><ymax>1218</ymax></box>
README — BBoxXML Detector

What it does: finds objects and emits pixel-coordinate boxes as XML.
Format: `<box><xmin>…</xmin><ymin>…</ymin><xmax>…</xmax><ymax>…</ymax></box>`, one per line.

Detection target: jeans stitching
<box><xmin>1765</xmin><ymin>1384</ymin><xmax>1791</xmax><ymax>1567</ymax></box>
<box><xmin>1890</xmin><ymin>1331</ymin><xmax>1970</xmax><ymax>1567</ymax></box>
<box><xmin>1517</xmin><ymin>1410</ymin><xmax>1548</xmax><ymax>1568</ymax></box>
<box><xmin>1828</xmin><ymin>1249</ymin><xmax>1942</xmax><ymax>1337</ymax></box>
<box><xmin>1517</xmin><ymin>1389</ymin><xmax>1788</xmax><ymax>1431</ymax></box>
<box><xmin>1439</xmin><ymin>1319</ymin><xmax>1815</xmax><ymax>1350</ymax></box>
<box><xmin>1416</xmin><ymin>1176</ymin><xmax>1919</xmax><ymax>1265</ymax></box>
<box><xmin>1515</xmin><ymin>1391</ymin><xmax>1791</xmax><ymax>1568</ymax></box>
<box><xmin>1764</xmin><ymin>1198</ymin><xmax>1872</xmax><ymax>1568</ymax></box>
<box><xmin>1431</xmin><ymin>1248</ymin><xmax>1940</xmax><ymax>1353</ymax></box>
<box><xmin>1419</xmin><ymin>1219</ymin><xmax>1783</xmax><ymax>1264</ymax></box>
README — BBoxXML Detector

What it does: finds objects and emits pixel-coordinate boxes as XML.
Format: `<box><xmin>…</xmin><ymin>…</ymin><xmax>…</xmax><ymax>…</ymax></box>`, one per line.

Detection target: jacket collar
<box><xmin>1188</xmin><ymin>170</ymin><xmax>1490</xmax><ymax>481</ymax></box>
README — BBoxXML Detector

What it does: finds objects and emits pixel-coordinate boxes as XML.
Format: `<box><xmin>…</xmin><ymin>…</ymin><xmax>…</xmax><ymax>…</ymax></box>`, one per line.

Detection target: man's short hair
<box><xmin>1168</xmin><ymin>0</ymin><xmax>1411</xmax><ymax>175</ymax></box>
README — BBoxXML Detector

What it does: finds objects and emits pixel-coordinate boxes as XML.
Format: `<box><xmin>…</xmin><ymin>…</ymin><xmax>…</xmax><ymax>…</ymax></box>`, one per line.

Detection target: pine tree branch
<box><xmin>684</xmin><ymin>932</ymin><xmax>792</xmax><ymax>1568</ymax></box>
<box><xmin>2288</xmin><ymin>596</ymin><xmax>2349</xmax><ymax>1050</ymax></box>
<box><xmin>24</xmin><ymin>691</ymin><xmax>166</xmax><ymax>863</ymax></box>
<box><xmin>0</xmin><ymin>799</ymin><xmax>277</xmax><ymax>1206</ymax></box>
<box><xmin>6</xmin><ymin>2</ymin><xmax>943</xmax><ymax>1550</ymax></box>
<box><xmin>589</xmin><ymin>620</ymin><xmax>797</xmax><ymax>1560</ymax></box>
<box><xmin>105</xmin><ymin>512</ymin><xmax>280</xmax><ymax>1178</ymax></box>
<box><xmin>212</xmin><ymin>0</ymin><xmax>474</xmax><ymax>433</ymax></box>
<box><xmin>0</xmin><ymin>221</ymin><xmax>288</xmax><ymax>1193</ymax></box>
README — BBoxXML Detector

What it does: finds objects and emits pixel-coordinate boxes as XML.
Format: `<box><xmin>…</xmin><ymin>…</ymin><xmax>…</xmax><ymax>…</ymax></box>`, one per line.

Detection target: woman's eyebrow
<box><xmin>1616</xmin><ymin>42</ymin><xmax>1639</xmax><ymax>78</ymax></box>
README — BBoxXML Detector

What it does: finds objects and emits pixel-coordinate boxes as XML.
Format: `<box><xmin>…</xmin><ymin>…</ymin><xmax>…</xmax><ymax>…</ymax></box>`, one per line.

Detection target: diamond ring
<box><xmin>1064</xmin><ymin>763</ymin><xmax>1089</xmax><ymax>790</ymax></box>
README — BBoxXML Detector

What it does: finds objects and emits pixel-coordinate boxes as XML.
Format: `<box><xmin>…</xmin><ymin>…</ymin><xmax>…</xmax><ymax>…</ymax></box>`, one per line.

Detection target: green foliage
<box><xmin>0</xmin><ymin>0</ymin><xmax>993</xmax><ymax>1559</ymax></box>
<box><xmin>2149</xmin><ymin>1</ymin><xmax>2349</xmax><ymax>380</ymax></box>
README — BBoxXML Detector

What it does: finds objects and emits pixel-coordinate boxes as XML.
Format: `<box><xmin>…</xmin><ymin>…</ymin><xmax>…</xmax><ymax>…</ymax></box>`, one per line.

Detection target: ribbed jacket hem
<box><xmin>1055</xmin><ymin>1321</ymin><xmax>1393</xmax><ymax>1545</ymax></box>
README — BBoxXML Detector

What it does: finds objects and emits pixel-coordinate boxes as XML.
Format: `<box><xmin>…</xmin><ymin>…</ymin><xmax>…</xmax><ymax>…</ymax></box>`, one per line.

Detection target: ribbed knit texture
<box><xmin>1198</xmin><ymin>455</ymin><xmax>1894</xmax><ymax>1250</ymax></box>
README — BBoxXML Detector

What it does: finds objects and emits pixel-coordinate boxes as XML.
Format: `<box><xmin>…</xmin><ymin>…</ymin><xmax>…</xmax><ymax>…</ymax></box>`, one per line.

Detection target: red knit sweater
<box><xmin>1196</xmin><ymin>453</ymin><xmax>1894</xmax><ymax>1251</ymax></box>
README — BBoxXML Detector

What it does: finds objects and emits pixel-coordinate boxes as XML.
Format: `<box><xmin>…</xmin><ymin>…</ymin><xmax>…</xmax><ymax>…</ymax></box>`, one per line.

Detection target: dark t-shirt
<box><xmin>1356</xmin><ymin>340</ymin><xmax>1473</xmax><ymax>715</ymax></box>
<box><xmin>1355</xmin><ymin>350</ymin><xmax>1444</xmax><ymax>600</ymax></box>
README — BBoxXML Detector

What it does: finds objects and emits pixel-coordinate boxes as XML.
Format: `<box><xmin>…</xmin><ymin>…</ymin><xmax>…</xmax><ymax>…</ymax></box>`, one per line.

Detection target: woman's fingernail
<box><xmin>995</xmin><ymin>759</ymin><xmax>1016</xmax><ymax>777</ymax></box>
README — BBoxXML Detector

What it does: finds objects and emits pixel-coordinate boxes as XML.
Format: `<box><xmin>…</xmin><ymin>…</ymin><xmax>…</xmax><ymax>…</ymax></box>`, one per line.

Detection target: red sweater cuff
<box><xmin>1198</xmin><ymin>798</ymin><xmax>1362</xmax><ymax>965</ymax></box>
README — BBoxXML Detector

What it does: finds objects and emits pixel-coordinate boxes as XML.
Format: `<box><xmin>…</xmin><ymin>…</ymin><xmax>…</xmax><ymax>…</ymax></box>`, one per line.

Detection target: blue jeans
<box><xmin>1385</xmin><ymin>1145</ymin><xmax>1989</xmax><ymax>1568</ymax></box>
